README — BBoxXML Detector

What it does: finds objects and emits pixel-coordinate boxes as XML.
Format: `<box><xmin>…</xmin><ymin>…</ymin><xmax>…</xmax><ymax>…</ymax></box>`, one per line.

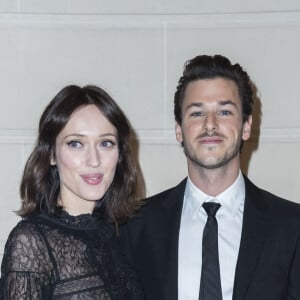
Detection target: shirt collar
<box><xmin>184</xmin><ymin>171</ymin><xmax>245</xmax><ymax>218</ymax></box>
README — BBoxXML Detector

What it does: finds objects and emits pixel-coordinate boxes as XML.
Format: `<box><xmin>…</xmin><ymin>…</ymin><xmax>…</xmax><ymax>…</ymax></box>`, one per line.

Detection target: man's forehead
<box><xmin>182</xmin><ymin>79</ymin><xmax>241</xmax><ymax>106</ymax></box>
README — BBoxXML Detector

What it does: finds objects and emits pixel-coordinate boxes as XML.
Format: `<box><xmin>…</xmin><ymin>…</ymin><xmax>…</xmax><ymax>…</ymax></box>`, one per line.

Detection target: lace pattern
<box><xmin>0</xmin><ymin>210</ymin><xmax>144</xmax><ymax>300</ymax></box>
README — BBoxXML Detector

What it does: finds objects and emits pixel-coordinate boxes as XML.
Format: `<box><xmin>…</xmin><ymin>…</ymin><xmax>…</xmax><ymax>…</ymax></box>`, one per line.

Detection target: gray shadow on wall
<box><xmin>240</xmin><ymin>81</ymin><xmax>262</xmax><ymax>175</ymax></box>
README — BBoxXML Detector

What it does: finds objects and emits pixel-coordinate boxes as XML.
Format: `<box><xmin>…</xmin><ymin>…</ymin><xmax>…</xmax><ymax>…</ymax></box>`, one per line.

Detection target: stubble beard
<box><xmin>182</xmin><ymin>133</ymin><xmax>243</xmax><ymax>171</ymax></box>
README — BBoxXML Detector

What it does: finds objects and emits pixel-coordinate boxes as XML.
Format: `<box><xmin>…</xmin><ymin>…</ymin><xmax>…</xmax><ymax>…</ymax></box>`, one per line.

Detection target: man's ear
<box><xmin>175</xmin><ymin>122</ymin><xmax>183</xmax><ymax>143</ymax></box>
<box><xmin>242</xmin><ymin>115</ymin><xmax>252</xmax><ymax>141</ymax></box>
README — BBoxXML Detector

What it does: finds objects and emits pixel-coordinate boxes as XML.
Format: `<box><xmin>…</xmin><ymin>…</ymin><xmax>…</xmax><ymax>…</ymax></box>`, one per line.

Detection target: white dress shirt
<box><xmin>178</xmin><ymin>171</ymin><xmax>245</xmax><ymax>300</ymax></box>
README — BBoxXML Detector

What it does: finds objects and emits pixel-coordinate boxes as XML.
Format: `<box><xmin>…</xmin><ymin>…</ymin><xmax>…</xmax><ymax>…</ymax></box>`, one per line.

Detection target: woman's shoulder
<box><xmin>6</xmin><ymin>216</ymin><xmax>44</xmax><ymax>244</ymax></box>
<box><xmin>2</xmin><ymin>216</ymin><xmax>51</xmax><ymax>272</ymax></box>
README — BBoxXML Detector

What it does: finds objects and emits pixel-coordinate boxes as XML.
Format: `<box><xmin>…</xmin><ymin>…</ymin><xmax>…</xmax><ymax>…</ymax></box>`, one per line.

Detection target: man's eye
<box><xmin>218</xmin><ymin>110</ymin><xmax>232</xmax><ymax>116</ymax></box>
<box><xmin>190</xmin><ymin>111</ymin><xmax>205</xmax><ymax>117</ymax></box>
<box><xmin>67</xmin><ymin>141</ymin><xmax>82</xmax><ymax>148</ymax></box>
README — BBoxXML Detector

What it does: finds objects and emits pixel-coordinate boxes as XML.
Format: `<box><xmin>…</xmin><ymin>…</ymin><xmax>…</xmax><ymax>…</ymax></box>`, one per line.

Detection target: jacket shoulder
<box><xmin>245</xmin><ymin>176</ymin><xmax>300</xmax><ymax>218</ymax></box>
<box><xmin>141</xmin><ymin>178</ymin><xmax>187</xmax><ymax>210</ymax></box>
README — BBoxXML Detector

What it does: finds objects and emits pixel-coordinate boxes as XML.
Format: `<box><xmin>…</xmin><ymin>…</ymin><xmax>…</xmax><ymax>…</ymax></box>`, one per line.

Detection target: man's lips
<box><xmin>80</xmin><ymin>173</ymin><xmax>103</xmax><ymax>185</ymax></box>
<box><xmin>196</xmin><ymin>133</ymin><xmax>223</xmax><ymax>144</ymax></box>
<box><xmin>198</xmin><ymin>137</ymin><xmax>222</xmax><ymax>144</ymax></box>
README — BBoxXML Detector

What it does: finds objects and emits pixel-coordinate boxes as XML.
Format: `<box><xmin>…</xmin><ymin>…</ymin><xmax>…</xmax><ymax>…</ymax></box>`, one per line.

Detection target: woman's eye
<box><xmin>67</xmin><ymin>141</ymin><xmax>82</xmax><ymax>148</ymax></box>
<box><xmin>100</xmin><ymin>140</ymin><xmax>116</xmax><ymax>149</ymax></box>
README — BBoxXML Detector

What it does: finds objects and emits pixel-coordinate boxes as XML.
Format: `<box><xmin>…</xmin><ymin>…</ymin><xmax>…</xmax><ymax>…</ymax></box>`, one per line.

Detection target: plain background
<box><xmin>0</xmin><ymin>1</ymin><xmax>300</xmax><ymax>259</ymax></box>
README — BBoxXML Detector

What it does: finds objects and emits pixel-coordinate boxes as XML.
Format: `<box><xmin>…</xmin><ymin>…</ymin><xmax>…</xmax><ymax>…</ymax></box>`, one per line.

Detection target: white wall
<box><xmin>1</xmin><ymin>1</ymin><xmax>300</xmax><ymax>259</ymax></box>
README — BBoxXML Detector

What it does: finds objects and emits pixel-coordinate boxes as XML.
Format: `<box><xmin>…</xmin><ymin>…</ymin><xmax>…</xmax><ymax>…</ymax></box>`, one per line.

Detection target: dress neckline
<box><xmin>53</xmin><ymin>207</ymin><xmax>96</xmax><ymax>229</ymax></box>
<box><xmin>31</xmin><ymin>207</ymin><xmax>114</xmax><ymax>241</ymax></box>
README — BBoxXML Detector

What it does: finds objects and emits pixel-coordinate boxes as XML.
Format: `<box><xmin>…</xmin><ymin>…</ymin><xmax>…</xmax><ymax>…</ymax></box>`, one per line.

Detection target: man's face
<box><xmin>175</xmin><ymin>78</ymin><xmax>252</xmax><ymax>172</ymax></box>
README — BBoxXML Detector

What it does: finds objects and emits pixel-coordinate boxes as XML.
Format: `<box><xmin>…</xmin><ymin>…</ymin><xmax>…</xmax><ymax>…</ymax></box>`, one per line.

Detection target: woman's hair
<box><xmin>19</xmin><ymin>85</ymin><xmax>144</xmax><ymax>223</ymax></box>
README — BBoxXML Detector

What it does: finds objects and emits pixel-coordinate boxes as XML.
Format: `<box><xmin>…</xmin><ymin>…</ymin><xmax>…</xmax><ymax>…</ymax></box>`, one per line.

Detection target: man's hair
<box><xmin>174</xmin><ymin>54</ymin><xmax>254</xmax><ymax>124</ymax></box>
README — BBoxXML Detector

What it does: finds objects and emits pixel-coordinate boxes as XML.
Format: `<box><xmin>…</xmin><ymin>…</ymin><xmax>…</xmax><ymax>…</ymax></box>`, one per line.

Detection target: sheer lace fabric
<box><xmin>0</xmin><ymin>210</ymin><xmax>144</xmax><ymax>300</ymax></box>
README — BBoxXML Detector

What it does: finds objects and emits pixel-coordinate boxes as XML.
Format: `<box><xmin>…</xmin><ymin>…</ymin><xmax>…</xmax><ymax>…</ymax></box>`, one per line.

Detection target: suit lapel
<box><xmin>160</xmin><ymin>179</ymin><xmax>186</xmax><ymax>300</ymax></box>
<box><xmin>233</xmin><ymin>177</ymin><xmax>269</xmax><ymax>300</ymax></box>
<box><xmin>145</xmin><ymin>177</ymin><xmax>271</xmax><ymax>300</ymax></box>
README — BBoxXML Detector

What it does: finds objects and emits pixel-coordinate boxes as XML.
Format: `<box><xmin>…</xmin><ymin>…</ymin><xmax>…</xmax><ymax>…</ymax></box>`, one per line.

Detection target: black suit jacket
<box><xmin>124</xmin><ymin>176</ymin><xmax>300</xmax><ymax>300</ymax></box>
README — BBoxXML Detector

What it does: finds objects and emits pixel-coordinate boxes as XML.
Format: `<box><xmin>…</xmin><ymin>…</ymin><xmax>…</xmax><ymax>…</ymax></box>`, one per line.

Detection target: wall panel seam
<box><xmin>1</xmin><ymin>128</ymin><xmax>300</xmax><ymax>144</ymax></box>
<box><xmin>0</xmin><ymin>11</ymin><xmax>300</xmax><ymax>29</ymax></box>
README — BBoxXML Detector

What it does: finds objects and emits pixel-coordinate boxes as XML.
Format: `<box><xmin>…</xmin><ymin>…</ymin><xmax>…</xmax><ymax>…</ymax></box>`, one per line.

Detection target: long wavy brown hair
<box><xmin>19</xmin><ymin>85</ymin><xmax>145</xmax><ymax>223</ymax></box>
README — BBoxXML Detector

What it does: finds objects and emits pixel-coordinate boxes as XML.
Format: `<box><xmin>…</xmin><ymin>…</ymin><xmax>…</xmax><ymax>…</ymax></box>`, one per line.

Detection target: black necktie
<box><xmin>199</xmin><ymin>202</ymin><xmax>223</xmax><ymax>300</ymax></box>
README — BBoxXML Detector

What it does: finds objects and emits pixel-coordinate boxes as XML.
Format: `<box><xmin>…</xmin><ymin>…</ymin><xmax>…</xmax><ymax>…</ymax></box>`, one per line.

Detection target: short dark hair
<box><xmin>174</xmin><ymin>54</ymin><xmax>254</xmax><ymax>124</ymax></box>
<box><xmin>19</xmin><ymin>85</ymin><xmax>144</xmax><ymax>223</ymax></box>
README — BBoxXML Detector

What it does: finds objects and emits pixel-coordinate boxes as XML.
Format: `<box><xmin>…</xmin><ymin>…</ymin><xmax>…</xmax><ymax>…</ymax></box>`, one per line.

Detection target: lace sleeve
<box><xmin>0</xmin><ymin>221</ymin><xmax>52</xmax><ymax>299</ymax></box>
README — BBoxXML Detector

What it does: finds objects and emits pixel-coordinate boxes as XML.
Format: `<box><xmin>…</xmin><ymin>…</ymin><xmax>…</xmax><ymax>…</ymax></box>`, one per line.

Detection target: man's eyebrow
<box><xmin>218</xmin><ymin>100</ymin><xmax>238</xmax><ymax>108</ymax></box>
<box><xmin>185</xmin><ymin>102</ymin><xmax>204</xmax><ymax>110</ymax></box>
<box><xmin>185</xmin><ymin>100</ymin><xmax>238</xmax><ymax>110</ymax></box>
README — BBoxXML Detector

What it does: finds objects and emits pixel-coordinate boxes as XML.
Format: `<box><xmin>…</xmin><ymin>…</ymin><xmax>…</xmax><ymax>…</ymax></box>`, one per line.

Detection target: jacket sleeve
<box><xmin>288</xmin><ymin>230</ymin><xmax>300</xmax><ymax>300</ymax></box>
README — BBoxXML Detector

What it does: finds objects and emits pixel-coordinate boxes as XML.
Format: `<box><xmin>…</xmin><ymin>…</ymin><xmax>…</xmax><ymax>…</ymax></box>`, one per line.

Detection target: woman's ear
<box><xmin>50</xmin><ymin>151</ymin><xmax>56</xmax><ymax>166</ymax></box>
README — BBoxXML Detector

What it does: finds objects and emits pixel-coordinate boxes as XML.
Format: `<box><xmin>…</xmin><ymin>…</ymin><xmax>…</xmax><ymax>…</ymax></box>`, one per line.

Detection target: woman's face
<box><xmin>51</xmin><ymin>104</ymin><xmax>119</xmax><ymax>215</ymax></box>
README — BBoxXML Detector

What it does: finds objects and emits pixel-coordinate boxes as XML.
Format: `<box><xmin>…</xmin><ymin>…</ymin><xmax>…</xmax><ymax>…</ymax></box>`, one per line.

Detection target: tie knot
<box><xmin>203</xmin><ymin>202</ymin><xmax>221</xmax><ymax>217</ymax></box>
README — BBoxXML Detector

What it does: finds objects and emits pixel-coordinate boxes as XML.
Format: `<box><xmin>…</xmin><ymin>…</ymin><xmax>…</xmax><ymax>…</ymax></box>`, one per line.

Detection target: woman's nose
<box><xmin>87</xmin><ymin>146</ymin><xmax>100</xmax><ymax>168</ymax></box>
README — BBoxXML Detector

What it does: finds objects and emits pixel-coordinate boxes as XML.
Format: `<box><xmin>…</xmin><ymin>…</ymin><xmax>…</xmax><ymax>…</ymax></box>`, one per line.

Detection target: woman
<box><xmin>0</xmin><ymin>85</ymin><xmax>145</xmax><ymax>299</ymax></box>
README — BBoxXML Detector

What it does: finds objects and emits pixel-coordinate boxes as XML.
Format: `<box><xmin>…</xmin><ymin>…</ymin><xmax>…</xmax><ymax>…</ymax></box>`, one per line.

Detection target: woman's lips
<box><xmin>80</xmin><ymin>174</ymin><xmax>103</xmax><ymax>185</ymax></box>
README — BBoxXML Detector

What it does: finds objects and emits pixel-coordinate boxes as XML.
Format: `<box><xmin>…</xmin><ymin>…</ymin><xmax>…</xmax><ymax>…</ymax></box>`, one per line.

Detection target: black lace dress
<box><xmin>0</xmin><ymin>209</ymin><xmax>144</xmax><ymax>300</ymax></box>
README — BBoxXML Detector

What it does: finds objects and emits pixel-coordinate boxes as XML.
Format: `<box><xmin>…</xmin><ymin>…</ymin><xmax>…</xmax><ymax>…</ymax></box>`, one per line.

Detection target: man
<box><xmin>124</xmin><ymin>55</ymin><xmax>300</xmax><ymax>300</ymax></box>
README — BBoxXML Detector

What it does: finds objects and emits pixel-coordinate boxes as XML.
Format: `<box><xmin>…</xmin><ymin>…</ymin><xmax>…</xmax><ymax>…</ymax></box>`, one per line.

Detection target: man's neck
<box><xmin>188</xmin><ymin>163</ymin><xmax>240</xmax><ymax>197</ymax></box>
